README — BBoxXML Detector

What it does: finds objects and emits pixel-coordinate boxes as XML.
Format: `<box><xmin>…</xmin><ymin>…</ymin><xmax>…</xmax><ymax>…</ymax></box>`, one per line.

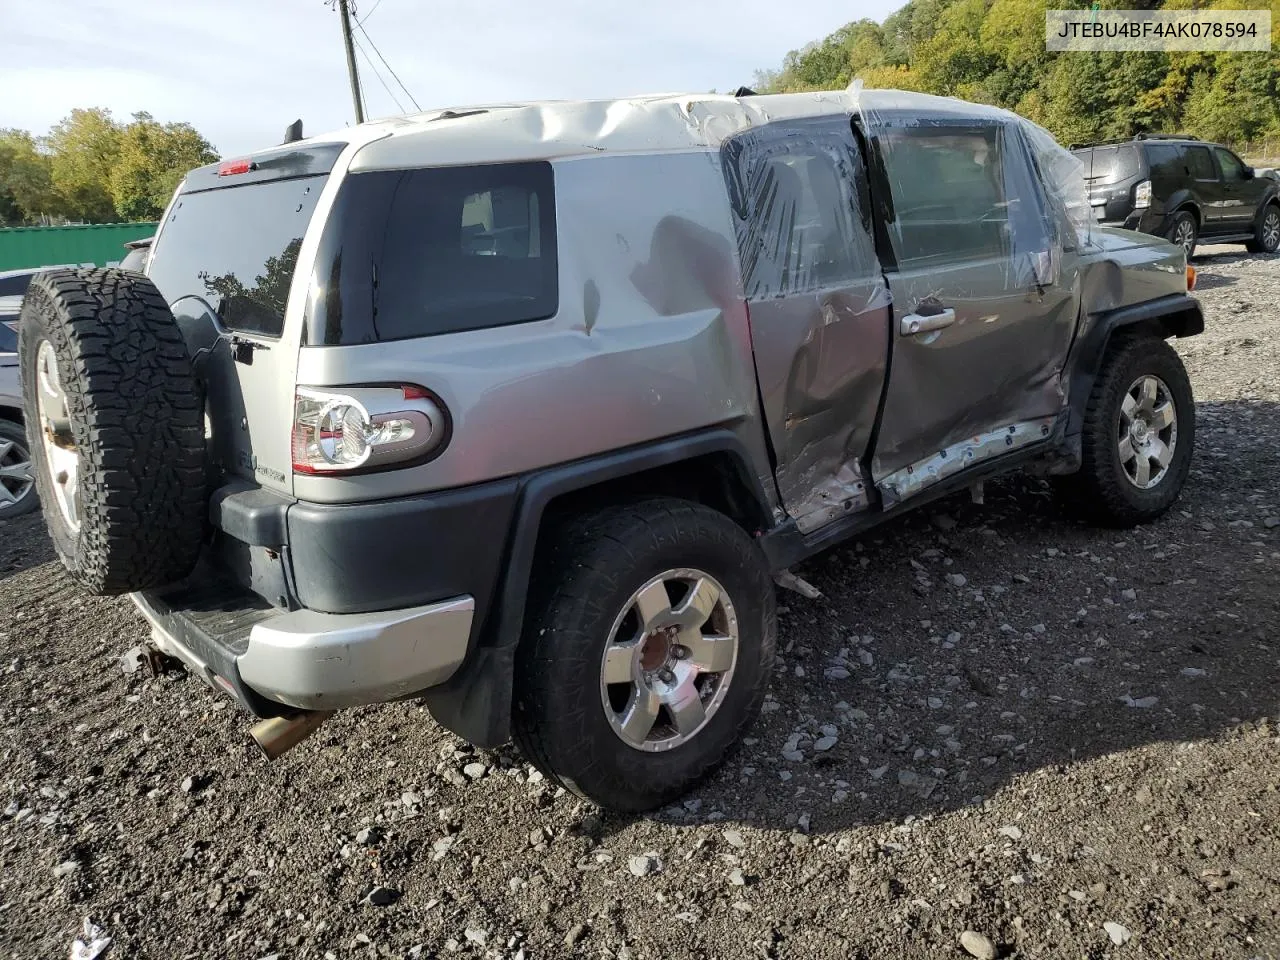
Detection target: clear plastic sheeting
<box><xmin>851</xmin><ymin>86</ymin><xmax>1078</xmax><ymax>291</ymax></box>
<box><xmin>722</xmin><ymin>126</ymin><xmax>884</xmax><ymax>303</ymax></box>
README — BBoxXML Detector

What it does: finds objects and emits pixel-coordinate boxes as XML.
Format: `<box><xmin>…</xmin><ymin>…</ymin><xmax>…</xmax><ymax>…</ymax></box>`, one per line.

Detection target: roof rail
<box><xmin>1068</xmin><ymin>137</ymin><xmax>1132</xmax><ymax>150</ymax></box>
<box><xmin>1134</xmin><ymin>132</ymin><xmax>1199</xmax><ymax>141</ymax></box>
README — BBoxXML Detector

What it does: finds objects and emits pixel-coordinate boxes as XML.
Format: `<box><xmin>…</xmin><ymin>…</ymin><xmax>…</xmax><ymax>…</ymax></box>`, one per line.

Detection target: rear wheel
<box><xmin>512</xmin><ymin>499</ymin><xmax>775</xmax><ymax>812</ymax></box>
<box><xmin>1165</xmin><ymin>210</ymin><xmax>1198</xmax><ymax>258</ymax></box>
<box><xmin>0</xmin><ymin>419</ymin><xmax>38</xmax><ymax>519</ymax></box>
<box><xmin>1246</xmin><ymin>203</ymin><xmax>1280</xmax><ymax>254</ymax></box>
<box><xmin>1054</xmin><ymin>335</ymin><xmax>1194</xmax><ymax>527</ymax></box>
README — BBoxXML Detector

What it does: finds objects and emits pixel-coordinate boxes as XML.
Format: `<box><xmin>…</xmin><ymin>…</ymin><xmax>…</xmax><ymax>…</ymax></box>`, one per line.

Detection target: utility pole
<box><xmin>337</xmin><ymin>0</ymin><xmax>365</xmax><ymax>124</ymax></box>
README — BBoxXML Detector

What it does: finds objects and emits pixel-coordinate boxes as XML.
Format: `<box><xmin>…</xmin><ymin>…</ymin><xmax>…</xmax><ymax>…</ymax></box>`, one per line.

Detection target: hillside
<box><xmin>755</xmin><ymin>0</ymin><xmax>1280</xmax><ymax>150</ymax></box>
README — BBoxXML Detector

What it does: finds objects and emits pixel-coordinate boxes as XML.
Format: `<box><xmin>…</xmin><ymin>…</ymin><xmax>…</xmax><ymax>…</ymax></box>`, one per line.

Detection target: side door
<box><xmin>1183</xmin><ymin>145</ymin><xmax>1223</xmax><ymax>234</ymax></box>
<box><xmin>721</xmin><ymin>118</ymin><xmax>891</xmax><ymax>533</ymax></box>
<box><xmin>864</xmin><ymin>116</ymin><xmax>1079</xmax><ymax>504</ymax></box>
<box><xmin>1212</xmin><ymin>146</ymin><xmax>1264</xmax><ymax>232</ymax></box>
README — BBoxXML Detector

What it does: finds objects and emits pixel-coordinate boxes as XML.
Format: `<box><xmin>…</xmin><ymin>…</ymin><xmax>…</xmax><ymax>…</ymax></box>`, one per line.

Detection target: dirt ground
<box><xmin>1</xmin><ymin>246</ymin><xmax>1278</xmax><ymax>960</ymax></box>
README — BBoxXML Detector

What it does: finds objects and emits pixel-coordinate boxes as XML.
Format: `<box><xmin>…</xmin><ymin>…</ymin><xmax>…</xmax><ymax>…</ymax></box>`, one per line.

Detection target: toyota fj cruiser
<box><xmin>20</xmin><ymin>89</ymin><xmax>1203</xmax><ymax>811</ymax></box>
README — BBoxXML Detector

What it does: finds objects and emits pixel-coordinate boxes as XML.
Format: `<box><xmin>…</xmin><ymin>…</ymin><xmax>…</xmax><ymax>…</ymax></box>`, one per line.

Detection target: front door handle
<box><xmin>901</xmin><ymin>307</ymin><xmax>956</xmax><ymax>336</ymax></box>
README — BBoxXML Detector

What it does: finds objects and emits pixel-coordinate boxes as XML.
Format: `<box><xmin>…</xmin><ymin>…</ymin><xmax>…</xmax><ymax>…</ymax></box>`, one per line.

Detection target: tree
<box><xmin>0</xmin><ymin>129</ymin><xmax>60</xmax><ymax>225</ymax></box>
<box><xmin>110</xmin><ymin>113</ymin><xmax>218</xmax><ymax>221</ymax></box>
<box><xmin>46</xmin><ymin>108</ymin><xmax>122</xmax><ymax>224</ymax></box>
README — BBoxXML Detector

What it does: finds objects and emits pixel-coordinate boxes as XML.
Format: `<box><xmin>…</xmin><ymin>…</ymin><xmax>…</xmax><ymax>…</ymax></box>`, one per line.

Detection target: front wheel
<box><xmin>1054</xmin><ymin>335</ymin><xmax>1194</xmax><ymax>527</ymax></box>
<box><xmin>512</xmin><ymin>499</ymin><xmax>776</xmax><ymax>812</ymax></box>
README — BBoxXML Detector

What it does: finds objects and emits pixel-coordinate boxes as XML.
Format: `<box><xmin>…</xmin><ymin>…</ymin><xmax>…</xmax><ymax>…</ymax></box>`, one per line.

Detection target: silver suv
<box><xmin>17</xmin><ymin>89</ymin><xmax>1203</xmax><ymax>811</ymax></box>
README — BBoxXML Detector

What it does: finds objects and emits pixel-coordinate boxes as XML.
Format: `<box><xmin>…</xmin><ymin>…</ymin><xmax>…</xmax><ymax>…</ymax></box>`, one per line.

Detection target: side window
<box><xmin>1187</xmin><ymin>147</ymin><xmax>1216</xmax><ymax>180</ymax></box>
<box><xmin>722</xmin><ymin>132</ymin><xmax>880</xmax><ymax>300</ymax></box>
<box><xmin>1214</xmin><ymin>148</ymin><xmax>1245</xmax><ymax>181</ymax></box>
<box><xmin>878</xmin><ymin>125</ymin><xmax>1011</xmax><ymax>266</ymax></box>
<box><xmin>1146</xmin><ymin>144</ymin><xmax>1183</xmax><ymax>181</ymax></box>
<box><xmin>306</xmin><ymin>161</ymin><xmax>558</xmax><ymax>345</ymax></box>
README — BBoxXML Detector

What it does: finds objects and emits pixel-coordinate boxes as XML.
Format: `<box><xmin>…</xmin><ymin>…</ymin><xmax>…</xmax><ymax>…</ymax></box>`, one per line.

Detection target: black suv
<box><xmin>1073</xmin><ymin>134</ymin><xmax>1280</xmax><ymax>257</ymax></box>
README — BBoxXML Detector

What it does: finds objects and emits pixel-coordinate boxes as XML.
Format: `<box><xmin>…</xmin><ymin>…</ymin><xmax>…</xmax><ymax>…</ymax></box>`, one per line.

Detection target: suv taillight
<box><xmin>291</xmin><ymin>385</ymin><xmax>448</xmax><ymax>475</ymax></box>
<box><xmin>1133</xmin><ymin>179</ymin><xmax>1152</xmax><ymax>207</ymax></box>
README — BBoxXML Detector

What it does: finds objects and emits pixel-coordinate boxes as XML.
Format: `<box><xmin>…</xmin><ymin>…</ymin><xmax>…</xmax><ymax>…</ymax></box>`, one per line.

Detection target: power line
<box><xmin>353</xmin><ymin>35</ymin><xmax>405</xmax><ymax>114</ymax></box>
<box><xmin>354</xmin><ymin>20</ymin><xmax>421</xmax><ymax>111</ymax></box>
<box><xmin>357</xmin><ymin>0</ymin><xmax>383</xmax><ymax>24</ymax></box>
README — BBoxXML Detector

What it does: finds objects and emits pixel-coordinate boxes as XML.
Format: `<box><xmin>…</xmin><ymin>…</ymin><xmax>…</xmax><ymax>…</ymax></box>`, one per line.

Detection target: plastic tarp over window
<box><xmin>723</xmin><ymin>127</ymin><xmax>883</xmax><ymax>303</ymax></box>
<box><xmin>851</xmin><ymin>87</ymin><xmax>1092</xmax><ymax>282</ymax></box>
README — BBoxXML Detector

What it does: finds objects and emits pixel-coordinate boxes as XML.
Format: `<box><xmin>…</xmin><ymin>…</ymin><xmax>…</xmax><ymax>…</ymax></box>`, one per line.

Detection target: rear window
<box><xmin>1072</xmin><ymin>144</ymin><xmax>1142</xmax><ymax>183</ymax></box>
<box><xmin>306</xmin><ymin>161</ymin><xmax>557</xmax><ymax>345</ymax></box>
<box><xmin>147</xmin><ymin>176</ymin><xmax>327</xmax><ymax>338</ymax></box>
<box><xmin>1187</xmin><ymin>146</ymin><xmax>1216</xmax><ymax>179</ymax></box>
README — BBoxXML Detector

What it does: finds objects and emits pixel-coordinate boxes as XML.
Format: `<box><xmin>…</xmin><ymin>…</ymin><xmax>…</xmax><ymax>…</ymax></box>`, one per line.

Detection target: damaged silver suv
<box><xmin>19</xmin><ymin>89</ymin><xmax>1202</xmax><ymax>811</ymax></box>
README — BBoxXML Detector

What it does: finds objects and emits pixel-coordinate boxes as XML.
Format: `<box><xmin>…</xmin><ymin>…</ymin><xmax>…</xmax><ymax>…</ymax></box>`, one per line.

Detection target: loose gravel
<box><xmin>2</xmin><ymin>246</ymin><xmax>1278</xmax><ymax>959</ymax></box>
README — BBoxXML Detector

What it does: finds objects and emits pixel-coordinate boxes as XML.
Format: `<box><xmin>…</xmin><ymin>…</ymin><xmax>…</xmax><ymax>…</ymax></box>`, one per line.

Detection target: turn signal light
<box><xmin>1186</xmin><ymin>265</ymin><xmax>1196</xmax><ymax>291</ymax></box>
<box><xmin>291</xmin><ymin>385</ymin><xmax>447</xmax><ymax>475</ymax></box>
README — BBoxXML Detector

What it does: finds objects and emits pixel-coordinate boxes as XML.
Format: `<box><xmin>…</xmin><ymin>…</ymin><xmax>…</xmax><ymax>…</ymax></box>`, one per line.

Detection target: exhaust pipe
<box><xmin>249</xmin><ymin>710</ymin><xmax>334</xmax><ymax>761</ymax></box>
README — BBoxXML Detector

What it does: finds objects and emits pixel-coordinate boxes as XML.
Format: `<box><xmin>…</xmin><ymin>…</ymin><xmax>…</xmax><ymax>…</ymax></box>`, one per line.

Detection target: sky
<box><xmin>0</xmin><ymin>0</ymin><xmax>897</xmax><ymax>157</ymax></box>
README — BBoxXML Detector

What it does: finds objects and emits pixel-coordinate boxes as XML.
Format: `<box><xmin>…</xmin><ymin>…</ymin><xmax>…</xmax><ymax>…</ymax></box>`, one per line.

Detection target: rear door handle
<box><xmin>900</xmin><ymin>308</ymin><xmax>956</xmax><ymax>336</ymax></box>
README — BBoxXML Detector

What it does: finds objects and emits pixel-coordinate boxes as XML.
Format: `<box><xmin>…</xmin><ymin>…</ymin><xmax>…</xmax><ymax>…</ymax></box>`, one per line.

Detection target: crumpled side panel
<box><xmin>721</xmin><ymin>118</ymin><xmax>891</xmax><ymax>532</ymax></box>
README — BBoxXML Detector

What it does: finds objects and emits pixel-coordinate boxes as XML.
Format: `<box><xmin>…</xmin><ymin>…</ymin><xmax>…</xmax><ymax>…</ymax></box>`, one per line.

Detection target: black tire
<box><xmin>1164</xmin><ymin>209</ymin><xmax>1198</xmax><ymax>258</ymax></box>
<box><xmin>19</xmin><ymin>268</ymin><xmax>206</xmax><ymax>594</ymax></box>
<box><xmin>512</xmin><ymin>498</ymin><xmax>776</xmax><ymax>812</ymax></box>
<box><xmin>1245</xmin><ymin>202</ymin><xmax>1280</xmax><ymax>254</ymax></box>
<box><xmin>1054</xmin><ymin>335</ymin><xmax>1194</xmax><ymax>528</ymax></box>
<box><xmin>0</xmin><ymin>419</ymin><xmax>39</xmax><ymax>519</ymax></box>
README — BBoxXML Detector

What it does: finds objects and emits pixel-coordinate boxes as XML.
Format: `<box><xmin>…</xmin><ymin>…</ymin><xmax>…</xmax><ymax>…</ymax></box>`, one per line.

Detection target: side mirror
<box><xmin>1242</xmin><ymin>166</ymin><xmax>1255</xmax><ymax>180</ymax></box>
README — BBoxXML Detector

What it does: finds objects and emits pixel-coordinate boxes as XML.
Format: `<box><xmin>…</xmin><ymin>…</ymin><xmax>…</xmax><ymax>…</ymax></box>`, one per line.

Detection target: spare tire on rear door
<box><xmin>19</xmin><ymin>268</ymin><xmax>206</xmax><ymax>595</ymax></box>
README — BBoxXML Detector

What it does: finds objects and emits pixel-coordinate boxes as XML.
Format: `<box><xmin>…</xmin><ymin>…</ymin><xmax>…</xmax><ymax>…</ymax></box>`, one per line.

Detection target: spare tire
<box><xmin>19</xmin><ymin>268</ymin><xmax>206</xmax><ymax>595</ymax></box>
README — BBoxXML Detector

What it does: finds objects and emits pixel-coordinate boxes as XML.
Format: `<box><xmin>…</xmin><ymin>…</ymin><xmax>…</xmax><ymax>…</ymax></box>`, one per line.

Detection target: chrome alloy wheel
<box><xmin>35</xmin><ymin>340</ymin><xmax>80</xmax><ymax>531</ymax></box>
<box><xmin>1263</xmin><ymin>208</ymin><xmax>1280</xmax><ymax>252</ymax></box>
<box><xmin>599</xmin><ymin>568</ymin><xmax>739</xmax><ymax>752</ymax></box>
<box><xmin>1173</xmin><ymin>218</ymin><xmax>1196</xmax><ymax>255</ymax></box>
<box><xmin>1118</xmin><ymin>374</ymin><xmax>1177</xmax><ymax>489</ymax></box>
<box><xmin>0</xmin><ymin>430</ymin><xmax>34</xmax><ymax>513</ymax></box>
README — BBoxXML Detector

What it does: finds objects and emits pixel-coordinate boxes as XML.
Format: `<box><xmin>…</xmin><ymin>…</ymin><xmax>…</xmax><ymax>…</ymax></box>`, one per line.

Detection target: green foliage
<box><xmin>0</xmin><ymin>109</ymin><xmax>219</xmax><ymax>226</ymax></box>
<box><xmin>0</xmin><ymin>130</ymin><xmax>61</xmax><ymax>226</ymax></box>
<box><xmin>110</xmin><ymin>113</ymin><xmax>218</xmax><ymax>222</ymax></box>
<box><xmin>757</xmin><ymin>0</ymin><xmax>1280</xmax><ymax>148</ymax></box>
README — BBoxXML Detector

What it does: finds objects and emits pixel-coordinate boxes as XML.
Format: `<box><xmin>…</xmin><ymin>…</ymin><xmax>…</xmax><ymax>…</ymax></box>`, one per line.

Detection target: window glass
<box><xmin>722</xmin><ymin>134</ymin><xmax>879</xmax><ymax>300</ymax></box>
<box><xmin>307</xmin><ymin>162</ymin><xmax>557</xmax><ymax>345</ymax></box>
<box><xmin>1187</xmin><ymin>147</ymin><xmax>1216</xmax><ymax>180</ymax></box>
<box><xmin>148</xmin><ymin>177</ymin><xmax>325</xmax><ymax>338</ymax></box>
<box><xmin>880</xmin><ymin>126</ymin><xmax>1011</xmax><ymax>266</ymax></box>
<box><xmin>1071</xmin><ymin>144</ymin><xmax>1142</xmax><ymax>183</ymax></box>
<box><xmin>0</xmin><ymin>318</ymin><xmax>16</xmax><ymax>353</ymax></box>
<box><xmin>1215</xmin><ymin>148</ymin><xmax>1245</xmax><ymax>180</ymax></box>
<box><xmin>1146</xmin><ymin>144</ymin><xmax>1184</xmax><ymax>181</ymax></box>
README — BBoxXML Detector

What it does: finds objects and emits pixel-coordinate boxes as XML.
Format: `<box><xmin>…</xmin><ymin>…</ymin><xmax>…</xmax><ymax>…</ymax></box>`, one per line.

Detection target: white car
<box><xmin>1</xmin><ymin>268</ymin><xmax>41</xmax><ymax>519</ymax></box>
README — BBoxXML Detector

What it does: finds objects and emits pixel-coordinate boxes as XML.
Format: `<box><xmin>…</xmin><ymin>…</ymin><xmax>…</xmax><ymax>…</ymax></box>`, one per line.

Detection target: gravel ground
<box><xmin>2</xmin><ymin>247</ymin><xmax>1278</xmax><ymax>960</ymax></box>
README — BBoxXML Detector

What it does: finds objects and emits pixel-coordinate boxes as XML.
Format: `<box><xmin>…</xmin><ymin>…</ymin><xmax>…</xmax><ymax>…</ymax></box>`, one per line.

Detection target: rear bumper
<box><xmin>133</xmin><ymin>580</ymin><xmax>474</xmax><ymax>714</ymax></box>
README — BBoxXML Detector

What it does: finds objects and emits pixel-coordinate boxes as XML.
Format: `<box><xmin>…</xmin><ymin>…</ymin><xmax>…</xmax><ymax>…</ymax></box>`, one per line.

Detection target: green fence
<box><xmin>0</xmin><ymin>222</ymin><xmax>159</xmax><ymax>273</ymax></box>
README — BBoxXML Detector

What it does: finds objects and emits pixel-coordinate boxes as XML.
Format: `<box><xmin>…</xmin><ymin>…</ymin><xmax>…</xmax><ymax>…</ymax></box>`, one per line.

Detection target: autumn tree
<box><xmin>110</xmin><ymin>113</ymin><xmax>218</xmax><ymax>221</ymax></box>
<box><xmin>46</xmin><ymin>108</ymin><xmax>122</xmax><ymax>224</ymax></box>
<box><xmin>0</xmin><ymin>130</ymin><xmax>60</xmax><ymax>225</ymax></box>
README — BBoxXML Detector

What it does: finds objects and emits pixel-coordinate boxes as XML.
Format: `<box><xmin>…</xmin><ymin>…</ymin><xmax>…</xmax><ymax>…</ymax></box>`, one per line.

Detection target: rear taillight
<box><xmin>1133</xmin><ymin>179</ymin><xmax>1152</xmax><ymax>208</ymax></box>
<box><xmin>291</xmin><ymin>385</ymin><xmax>447</xmax><ymax>475</ymax></box>
<box><xmin>218</xmin><ymin>158</ymin><xmax>255</xmax><ymax>177</ymax></box>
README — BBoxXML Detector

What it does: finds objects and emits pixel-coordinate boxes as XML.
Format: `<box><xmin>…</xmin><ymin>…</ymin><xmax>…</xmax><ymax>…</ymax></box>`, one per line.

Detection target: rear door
<box><xmin>146</xmin><ymin>145</ymin><xmax>344</xmax><ymax>496</ymax></box>
<box><xmin>1184</xmin><ymin>145</ymin><xmax>1224</xmax><ymax>233</ymax></box>
<box><xmin>865</xmin><ymin>117</ymin><xmax>1078</xmax><ymax>504</ymax></box>
<box><xmin>721</xmin><ymin>117</ymin><xmax>890</xmax><ymax>533</ymax></box>
<box><xmin>1212</xmin><ymin>146</ymin><xmax>1263</xmax><ymax>232</ymax></box>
